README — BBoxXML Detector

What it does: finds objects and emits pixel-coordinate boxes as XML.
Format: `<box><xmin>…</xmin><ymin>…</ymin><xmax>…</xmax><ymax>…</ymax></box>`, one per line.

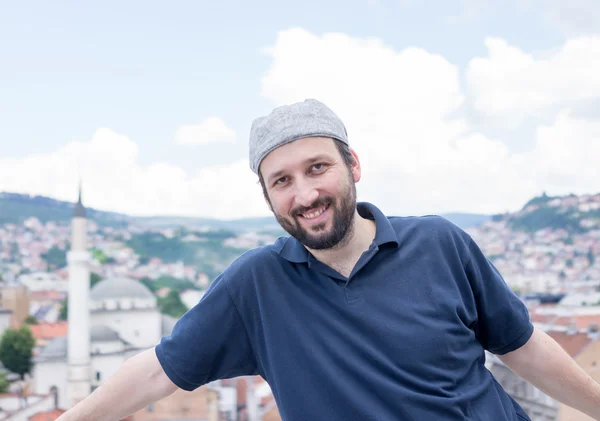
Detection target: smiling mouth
<box><xmin>299</xmin><ymin>204</ymin><xmax>330</xmax><ymax>220</ymax></box>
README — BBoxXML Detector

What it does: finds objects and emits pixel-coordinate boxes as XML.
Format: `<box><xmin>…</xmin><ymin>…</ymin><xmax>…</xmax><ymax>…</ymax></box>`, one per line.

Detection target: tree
<box><xmin>59</xmin><ymin>298</ymin><xmax>68</xmax><ymax>321</ymax></box>
<box><xmin>0</xmin><ymin>325</ymin><xmax>35</xmax><ymax>380</ymax></box>
<box><xmin>140</xmin><ymin>277</ymin><xmax>156</xmax><ymax>292</ymax></box>
<box><xmin>158</xmin><ymin>290</ymin><xmax>188</xmax><ymax>318</ymax></box>
<box><xmin>91</xmin><ymin>272</ymin><xmax>102</xmax><ymax>287</ymax></box>
<box><xmin>41</xmin><ymin>245</ymin><xmax>67</xmax><ymax>270</ymax></box>
<box><xmin>0</xmin><ymin>371</ymin><xmax>9</xmax><ymax>393</ymax></box>
<box><xmin>24</xmin><ymin>315</ymin><xmax>38</xmax><ymax>325</ymax></box>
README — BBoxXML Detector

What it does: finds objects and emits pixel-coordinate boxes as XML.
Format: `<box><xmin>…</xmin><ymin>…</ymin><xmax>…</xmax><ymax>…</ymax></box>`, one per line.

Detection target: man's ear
<box><xmin>350</xmin><ymin>148</ymin><xmax>362</xmax><ymax>183</ymax></box>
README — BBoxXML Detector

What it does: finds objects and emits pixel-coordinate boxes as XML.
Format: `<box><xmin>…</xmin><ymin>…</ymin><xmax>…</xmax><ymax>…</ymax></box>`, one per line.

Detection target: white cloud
<box><xmin>261</xmin><ymin>28</ymin><xmax>468</xmax><ymax>169</ymax></box>
<box><xmin>466</xmin><ymin>36</ymin><xmax>600</xmax><ymax>128</ymax></box>
<box><xmin>530</xmin><ymin>111</ymin><xmax>600</xmax><ymax>192</ymax></box>
<box><xmin>4</xmin><ymin>29</ymin><xmax>598</xmax><ymax>219</ymax></box>
<box><xmin>0</xmin><ymin>128</ymin><xmax>266</xmax><ymax>219</ymax></box>
<box><xmin>260</xmin><ymin>28</ymin><xmax>599</xmax><ymax>216</ymax></box>
<box><xmin>260</xmin><ymin>28</ymin><xmax>536</xmax><ymax>215</ymax></box>
<box><xmin>175</xmin><ymin>117</ymin><xmax>236</xmax><ymax>145</ymax></box>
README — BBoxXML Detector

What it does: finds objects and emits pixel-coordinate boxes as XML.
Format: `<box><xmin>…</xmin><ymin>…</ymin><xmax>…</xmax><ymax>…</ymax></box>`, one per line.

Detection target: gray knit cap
<box><xmin>249</xmin><ymin>99</ymin><xmax>349</xmax><ymax>174</ymax></box>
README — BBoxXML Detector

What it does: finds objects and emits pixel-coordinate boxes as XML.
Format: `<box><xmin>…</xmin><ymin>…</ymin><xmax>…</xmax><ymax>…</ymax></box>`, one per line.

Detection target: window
<box><xmin>50</xmin><ymin>386</ymin><xmax>59</xmax><ymax>408</ymax></box>
<box><xmin>96</xmin><ymin>371</ymin><xmax>101</xmax><ymax>381</ymax></box>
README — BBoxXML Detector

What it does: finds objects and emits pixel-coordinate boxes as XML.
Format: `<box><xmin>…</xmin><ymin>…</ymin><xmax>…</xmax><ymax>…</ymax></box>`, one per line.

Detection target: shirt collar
<box><xmin>275</xmin><ymin>202</ymin><xmax>399</xmax><ymax>263</ymax></box>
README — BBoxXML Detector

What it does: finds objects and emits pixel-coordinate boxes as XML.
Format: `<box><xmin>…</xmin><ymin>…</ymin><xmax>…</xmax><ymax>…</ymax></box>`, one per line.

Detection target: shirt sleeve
<box><xmin>464</xmin><ymin>236</ymin><xmax>534</xmax><ymax>355</ymax></box>
<box><xmin>154</xmin><ymin>273</ymin><xmax>258</xmax><ymax>390</ymax></box>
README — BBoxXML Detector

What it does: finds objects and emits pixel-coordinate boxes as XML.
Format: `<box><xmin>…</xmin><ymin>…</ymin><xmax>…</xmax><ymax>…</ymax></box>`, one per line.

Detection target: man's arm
<box><xmin>498</xmin><ymin>326</ymin><xmax>600</xmax><ymax>420</ymax></box>
<box><xmin>56</xmin><ymin>347</ymin><xmax>178</xmax><ymax>421</ymax></box>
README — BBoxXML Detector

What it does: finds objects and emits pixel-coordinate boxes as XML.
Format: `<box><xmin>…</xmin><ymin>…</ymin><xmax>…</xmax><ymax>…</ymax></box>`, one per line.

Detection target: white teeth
<box><xmin>303</xmin><ymin>207</ymin><xmax>325</xmax><ymax>219</ymax></box>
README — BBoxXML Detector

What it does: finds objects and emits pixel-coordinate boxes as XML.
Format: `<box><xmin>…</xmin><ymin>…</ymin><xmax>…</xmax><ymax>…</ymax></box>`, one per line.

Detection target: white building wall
<box><xmin>90</xmin><ymin>340</ymin><xmax>125</xmax><ymax>355</ymax></box>
<box><xmin>67</xmin><ymin>249</ymin><xmax>91</xmax><ymax>408</ymax></box>
<box><xmin>91</xmin><ymin>353</ymin><xmax>127</xmax><ymax>388</ymax></box>
<box><xmin>18</xmin><ymin>272</ymin><xmax>68</xmax><ymax>292</ymax></box>
<box><xmin>32</xmin><ymin>360</ymin><xmax>69</xmax><ymax>409</ymax></box>
<box><xmin>0</xmin><ymin>395</ymin><xmax>56</xmax><ymax>421</ymax></box>
<box><xmin>89</xmin><ymin>297</ymin><xmax>156</xmax><ymax>312</ymax></box>
<box><xmin>91</xmin><ymin>309</ymin><xmax>161</xmax><ymax>348</ymax></box>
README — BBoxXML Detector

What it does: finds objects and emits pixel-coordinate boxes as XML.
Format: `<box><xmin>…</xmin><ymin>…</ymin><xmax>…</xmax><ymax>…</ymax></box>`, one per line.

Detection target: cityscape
<box><xmin>2</xmin><ymin>1</ymin><xmax>600</xmax><ymax>419</ymax></box>
<box><xmin>0</xmin><ymin>190</ymin><xmax>599</xmax><ymax>420</ymax></box>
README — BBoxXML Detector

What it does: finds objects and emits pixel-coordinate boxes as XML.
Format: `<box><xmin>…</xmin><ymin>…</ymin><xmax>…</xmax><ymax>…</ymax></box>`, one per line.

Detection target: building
<box><xmin>0</xmin><ymin>307</ymin><xmax>11</xmax><ymax>337</ymax></box>
<box><xmin>557</xmin><ymin>337</ymin><xmax>600</xmax><ymax>420</ymax></box>
<box><xmin>489</xmin><ymin>312</ymin><xmax>600</xmax><ymax>421</ymax></box>
<box><xmin>28</xmin><ymin>322</ymin><xmax>68</xmax><ymax>357</ymax></box>
<box><xmin>0</xmin><ymin>283</ymin><xmax>30</xmax><ymax>327</ymax></box>
<box><xmin>27</xmin><ymin>187</ymin><xmax>218</xmax><ymax>421</ymax></box>
<box><xmin>17</xmin><ymin>272</ymin><xmax>68</xmax><ymax>294</ymax></box>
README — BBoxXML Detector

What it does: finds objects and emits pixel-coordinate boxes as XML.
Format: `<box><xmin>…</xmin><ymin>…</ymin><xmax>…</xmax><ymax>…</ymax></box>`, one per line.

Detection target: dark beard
<box><xmin>274</xmin><ymin>180</ymin><xmax>357</xmax><ymax>250</ymax></box>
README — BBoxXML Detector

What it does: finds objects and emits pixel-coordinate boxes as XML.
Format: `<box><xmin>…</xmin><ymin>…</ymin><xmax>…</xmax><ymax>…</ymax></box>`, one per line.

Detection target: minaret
<box><xmin>67</xmin><ymin>183</ymin><xmax>92</xmax><ymax>407</ymax></box>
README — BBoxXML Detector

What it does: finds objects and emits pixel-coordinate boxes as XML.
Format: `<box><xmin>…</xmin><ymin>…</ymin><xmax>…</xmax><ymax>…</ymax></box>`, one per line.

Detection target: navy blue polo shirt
<box><xmin>156</xmin><ymin>202</ymin><xmax>534</xmax><ymax>421</ymax></box>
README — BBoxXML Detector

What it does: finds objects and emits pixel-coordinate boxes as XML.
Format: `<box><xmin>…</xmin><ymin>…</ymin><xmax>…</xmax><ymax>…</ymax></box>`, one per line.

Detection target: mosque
<box><xmin>31</xmin><ymin>189</ymin><xmax>177</xmax><ymax>410</ymax></box>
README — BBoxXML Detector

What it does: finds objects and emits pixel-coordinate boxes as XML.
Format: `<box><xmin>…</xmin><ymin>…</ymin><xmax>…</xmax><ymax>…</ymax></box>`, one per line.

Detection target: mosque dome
<box><xmin>90</xmin><ymin>277</ymin><xmax>154</xmax><ymax>301</ymax></box>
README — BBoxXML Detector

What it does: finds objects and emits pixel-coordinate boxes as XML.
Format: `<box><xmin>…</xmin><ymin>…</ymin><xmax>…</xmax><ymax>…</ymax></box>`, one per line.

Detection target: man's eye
<box><xmin>275</xmin><ymin>177</ymin><xmax>288</xmax><ymax>185</ymax></box>
<box><xmin>312</xmin><ymin>163</ymin><xmax>325</xmax><ymax>171</ymax></box>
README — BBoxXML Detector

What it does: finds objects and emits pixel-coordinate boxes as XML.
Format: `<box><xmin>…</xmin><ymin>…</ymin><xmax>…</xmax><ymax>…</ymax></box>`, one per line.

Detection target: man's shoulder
<box><xmin>383</xmin><ymin>214</ymin><xmax>473</xmax><ymax>265</ymax></box>
<box><xmin>215</xmin><ymin>238</ymin><xmax>292</xmax><ymax>296</ymax></box>
<box><xmin>227</xmin><ymin>241</ymin><xmax>283</xmax><ymax>268</ymax></box>
<box><xmin>387</xmin><ymin>214</ymin><xmax>465</xmax><ymax>237</ymax></box>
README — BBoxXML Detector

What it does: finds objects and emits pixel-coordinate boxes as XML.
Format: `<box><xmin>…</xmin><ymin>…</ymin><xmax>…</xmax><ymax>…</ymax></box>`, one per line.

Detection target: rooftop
<box><xmin>90</xmin><ymin>277</ymin><xmax>154</xmax><ymax>301</ymax></box>
<box><xmin>29</xmin><ymin>322</ymin><xmax>68</xmax><ymax>341</ymax></box>
<box><xmin>546</xmin><ymin>331</ymin><xmax>594</xmax><ymax>357</ymax></box>
<box><xmin>28</xmin><ymin>409</ymin><xmax>66</xmax><ymax>421</ymax></box>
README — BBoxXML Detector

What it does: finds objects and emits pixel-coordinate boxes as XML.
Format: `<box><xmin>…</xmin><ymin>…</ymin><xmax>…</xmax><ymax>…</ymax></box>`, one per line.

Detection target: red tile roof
<box><xmin>29</xmin><ymin>322</ymin><xmax>68</xmax><ymax>340</ymax></box>
<box><xmin>548</xmin><ymin>315</ymin><xmax>600</xmax><ymax>330</ymax></box>
<box><xmin>29</xmin><ymin>291</ymin><xmax>65</xmax><ymax>301</ymax></box>
<box><xmin>547</xmin><ymin>331</ymin><xmax>593</xmax><ymax>357</ymax></box>
<box><xmin>573</xmin><ymin>315</ymin><xmax>600</xmax><ymax>330</ymax></box>
<box><xmin>531</xmin><ymin>314</ymin><xmax>556</xmax><ymax>324</ymax></box>
<box><xmin>28</xmin><ymin>409</ymin><xmax>65</xmax><ymax>421</ymax></box>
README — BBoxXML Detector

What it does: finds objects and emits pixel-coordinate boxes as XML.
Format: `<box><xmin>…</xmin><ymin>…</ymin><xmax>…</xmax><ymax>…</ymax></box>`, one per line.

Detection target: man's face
<box><xmin>259</xmin><ymin>137</ymin><xmax>361</xmax><ymax>250</ymax></box>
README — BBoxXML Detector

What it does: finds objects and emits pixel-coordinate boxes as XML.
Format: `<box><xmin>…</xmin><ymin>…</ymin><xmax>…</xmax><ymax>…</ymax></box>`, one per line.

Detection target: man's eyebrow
<box><xmin>266</xmin><ymin>154</ymin><xmax>333</xmax><ymax>184</ymax></box>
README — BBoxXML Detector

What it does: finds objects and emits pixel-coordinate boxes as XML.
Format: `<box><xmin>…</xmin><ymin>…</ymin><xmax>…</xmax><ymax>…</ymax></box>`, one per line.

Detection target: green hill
<box><xmin>505</xmin><ymin>192</ymin><xmax>600</xmax><ymax>233</ymax></box>
<box><xmin>0</xmin><ymin>192</ymin><xmax>128</xmax><ymax>227</ymax></box>
<box><xmin>0</xmin><ymin>191</ymin><xmax>491</xmax><ymax>232</ymax></box>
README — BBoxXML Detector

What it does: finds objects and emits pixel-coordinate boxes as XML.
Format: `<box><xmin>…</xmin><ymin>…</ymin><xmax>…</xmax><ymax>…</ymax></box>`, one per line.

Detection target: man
<box><xmin>58</xmin><ymin>99</ymin><xmax>599</xmax><ymax>421</ymax></box>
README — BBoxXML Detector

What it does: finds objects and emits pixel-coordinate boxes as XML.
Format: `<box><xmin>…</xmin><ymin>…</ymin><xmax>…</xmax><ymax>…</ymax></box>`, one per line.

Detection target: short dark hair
<box><xmin>258</xmin><ymin>139</ymin><xmax>354</xmax><ymax>201</ymax></box>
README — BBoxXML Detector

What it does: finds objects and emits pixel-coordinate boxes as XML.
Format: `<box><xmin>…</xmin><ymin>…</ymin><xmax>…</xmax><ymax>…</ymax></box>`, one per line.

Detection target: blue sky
<box><xmin>1</xmin><ymin>1</ymin><xmax>599</xmax><ymax>218</ymax></box>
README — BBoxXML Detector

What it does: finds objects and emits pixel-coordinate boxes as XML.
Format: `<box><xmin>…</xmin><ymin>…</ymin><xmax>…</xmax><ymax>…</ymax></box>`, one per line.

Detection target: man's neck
<box><xmin>307</xmin><ymin>212</ymin><xmax>376</xmax><ymax>277</ymax></box>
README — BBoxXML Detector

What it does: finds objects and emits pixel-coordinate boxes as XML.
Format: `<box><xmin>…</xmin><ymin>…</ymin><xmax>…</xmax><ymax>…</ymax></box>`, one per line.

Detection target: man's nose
<box><xmin>294</xmin><ymin>178</ymin><xmax>319</xmax><ymax>208</ymax></box>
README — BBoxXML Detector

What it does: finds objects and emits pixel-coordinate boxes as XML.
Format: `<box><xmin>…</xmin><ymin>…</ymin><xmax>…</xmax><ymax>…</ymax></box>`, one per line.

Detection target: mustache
<box><xmin>291</xmin><ymin>197</ymin><xmax>333</xmax><ymax>217</ymax></box>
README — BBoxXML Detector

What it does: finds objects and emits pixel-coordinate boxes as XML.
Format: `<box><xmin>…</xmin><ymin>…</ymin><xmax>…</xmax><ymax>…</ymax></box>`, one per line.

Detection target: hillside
<box><xmin>3</xmin><ymin>190</ymin><xmax>599</xmax><ymax>298</ymax></box>
<box><xmin>0</xmin><ymin>192</ymin><xmax>129</xmax><ymax>227</ymax></box>
<box><xmin>0</xmin><ymin>191</ymin><xmax>490</xmax><ymax>232</ymax></box>
<box><xmin>500</xmin><ymin>192</ymin><xmax>600</xmax><ymax>233</ymax></box>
